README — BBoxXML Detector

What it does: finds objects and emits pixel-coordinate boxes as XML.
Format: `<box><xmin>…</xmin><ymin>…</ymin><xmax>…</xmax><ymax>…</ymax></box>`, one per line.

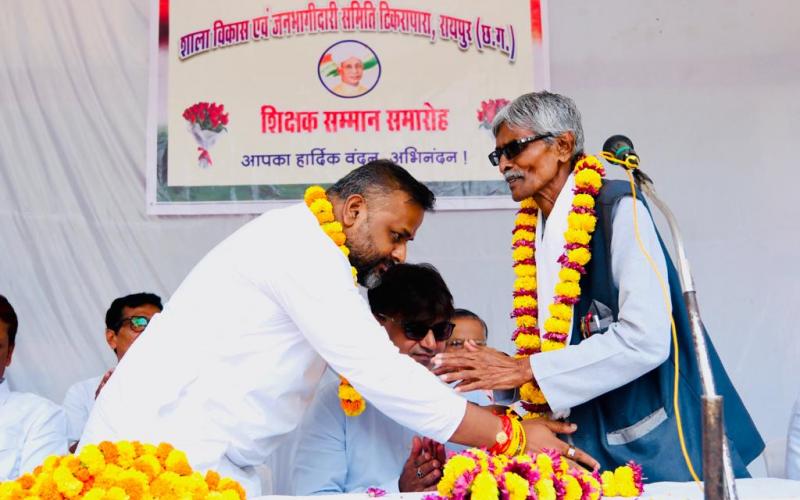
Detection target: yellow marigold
<box><xmin>575</xmin><ymin>168</ymin><xmax>602</xmax><ymax>190</ymax></box>
<box><xmin>218</xmin><ymin>478</ymin><xmax>247</xmax><ymax>500</ymax></box>
<box><xmin>514</xmin><ymin>213</ymin><xmax>537</xmax><ymax>227</ymax></box>
<box><xmin>155</xmin><ymin>443</ymin><xmax>174</xmax><ymax>465</ymax></box>
<box><xmin>338</xmin><ymin>384</ymin><xmax>362</xmax><ymax>401</ymax></box>
<box><xmin>165</xmin><ymin>449</ymin><xmax>192</xmax><ymax>476</ymax></box>
<box><xmin>94</xmin><ymin>463</ymin><xmax>124</xmax><ymax>490</ymax></box>
<box><xmin>572</xmin><ymin>193</ymin><xmax>595</xmax><ymax>209</ymax></box>
<box><xmin>548</xmin><ymin>303</ymin><xmax>572</xmax><ymax>320</ymax></box>
<box><xmin>534</xmin><ymin>478</ymin><xmax>556</xmax><ymax>500</ymax></box>
<box><xmin>116</xmin><ymin>441</ymin><xmax>136</xmax><ymax>469</ymax></box>
<box><xmin>614</xmin><ymin>466</ymin><xmax>640</xmax><ymax>497</ymax></box>
<box><xmin>567</xmin><ymin>247</ymin><xmax>592</xmax><ymax>266</ymax></box>
<box><xmin>303</xmin><ymin>185</ymin><xmax>327</xmax><ymax>205</ymax></box>
<box><xmin>600</xmin><ymin>470</ymin><xmax>618</xmax><ymax>497</ymax></box>
<box><xmin>438</xmin><ymin>455</ymin><xmax>476</xmax><ymax>496</ymax></box>
<box><xmin>519</xmin><ymin>383</ymin><xmax>546</xmax><ymax>404</ymax></box>
<box><xmin>504</xmin><ymin>472</ymin><xmax>529</xmax><ymax>500</ymax></box>
<box><xmin>535</xmin><ymin>453</ymin><xmax>554</xmax><ymax>478</ymax></box>
<box><xmin>541</xmin><ymin>339</ymin><xmax>566</xmax><ymax>352</ymax></box>
<box><xmin>0</xmin><ymin>481</ymin><xmax>23</xmax><ymax>498</ymax></box>
<box><xmin>472</xmin><ymin>449</ymin><xmax>490</xmax><ymax>472</ymax></box>
<box><xmin>515</xmin><ymin>314</ymin><xmax>537</xmax><ymax>328</ymax></box>
<box><xmin>338</xmin><ymin>245</ymin><xmax>350</xmax><ymax>257</ymax></box>
<box><xmin>98</xmin><ymin>442</ymin><xmax>120</xmax><ymax>466</ymax></box>
<box><xmin>567</xmin><ymin>212</ymin><xmax>597</xmax><ymax>233</ymax></box>
<box><xmin>41</xmin><ymin>456</ymin><xmax>61</xmax><ymax>473</ymax></box>
<box><xmin>544</xmin><ymin>317</ymin><xmax>570</xmax><ymax>334</ymax></box>
<box><xmin>555</xmin><ymin>281</ymin><xmax>581</xmax><ymax>298</ymax></box>
<box><xmin>471</xmin><ymin>471</ymin><xmax>498</xmax><ymax>500</ymax></box>
<box><xmin>105</xmin><ymin>486</ymin><xmax>129</xmax><ymax>500</ymax></box>
<box><xmin>220</xmin><ymin>490</ymin><xmax>242</xmax><ymax>500</ymax></box>
<box><xmin>117</xmin><ymin>469</ymin><xmax>149</xmax><ymax>500</ymax></box>
<box><xmin>81</xmin><ymin>487</ymin><xmax>106</xmax><ymax>500</ymax></box>
<box><xmin>133</xmin><ymin>454</ymin><xmax>162</xmax><ymax>481</ymax></box>
<box><xmin>514</xmin><ymin>276</ymin><xmax>537</xmax><ymax>291</ymax></box>
<box><xmin>314</xmin><ymin>210</ymin><xmax>334</xmax><ymax>224</ymax></box>
<box><xmin>491</xmin><ymin>455</ymin><xmax>509</xmax><ymax>471</ymax></box>
<box><xmin>514</xmin><ymin>264</ymin><xmax>536</xmax><ymax>278</ymax></box>
<box><xmin>564</xmin><ymin>228</ymin><xmax>590</xmax><ymax>245</ymax></box>
<box><xmin>584</xmin><ymin>474</ymin><xmax>602</xmax><ymax>500</ymax></box>
<box><xmin>513</xmin><ymin>295</ymin><xmax>537</xmax><ymax>310</ymax></box>
<box><xmin>308</xmin><ymin>197</ymin><xmax>333</xmax><ymax>215</ymax></box>
<box><xmin>512</xmin><ymin>246</ymin><xmax>534</xmax><ymax>261</ymax></box>
<box><xmin>563</xmin><ymin>474</ymin><xmax>583</xmax><ymax>500</ymax></box>
<box><xmin>340</xmin><ymin>398</ymin><xmax>366</xmax><ymax>416</ymax></box>
<box><xmin>150</xmin><ymin>471</ymin><xmax>180</xmax><ymax>498</ymax></box>
<box><xmin>205</xmin><ymin>470</ymin><xmax>221</xmax><ymax>490</ymax></box>
<box><xmin>320</xmin><ymin>221</ymin><xmax>343</xmax><ymax>236</ymax></box>
<box><xmin>79</xmin><ymin>445</ymin><xmax>106</xmax><ymax>477</ymax></box>
<box><xmin>52</xmin><ymin>465</ymin><xmax>83</xmax><ymax>498</ymax></box>
<box><xmin>514</xmin><ymin>333</ymin><xmax>540</xmax><ymax>350</ymax></box>
<box><xmin>558</xmin><ymin>267</ymin><xmax>581</xmax><ymax>283</ymax></box>
<box><xmin>511</xmin><ymin>229</ymin><xmax>535</xmax><ymax>244</ymax></box>
<box><xmin>141</xmin><ymin>444</ymin><xmax>157</xmax><ymax>457</ymax></box>
<box><xmin>520</xmin><ymin>198</ymin><xmax>537</xmax><ymax>209</ymax></box>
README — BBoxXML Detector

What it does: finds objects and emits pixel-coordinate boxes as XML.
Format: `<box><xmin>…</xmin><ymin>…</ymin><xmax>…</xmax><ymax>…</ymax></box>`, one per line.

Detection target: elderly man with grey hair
<box><xmin>434</xmin><ymin>91</ymin><xmax>763</xmax><ymax>481</ymax></box>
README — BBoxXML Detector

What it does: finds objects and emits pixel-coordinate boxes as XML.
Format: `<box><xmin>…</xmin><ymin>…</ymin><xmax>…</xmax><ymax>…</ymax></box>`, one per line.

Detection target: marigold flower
<box><xmin>535</xmin><ymin>477</ymin><xmax>557</xmax><ymax>500</ymax></box>
<box><xmin>600</xmin><ymin>470</ymin><xmax>618</xmax><ymax>496</ymax></box>
<box><xmin>544</xmin><ymin>317</ymin><xmax>570</xmax><ymax>334</ymax></box>
<box><xmin>513</xmin><ymin>296</ymin><xmax>537</xmax><ymax>310</ymax></box>
<box><xmin>519</xmin><ymin>384</ymin><xmax>546</xmax><ymax>404</ymax></box>
<box><xmin>340</xmin><ymin>398</ymin><xmax>366</xmax><ymax>416</ymax></box>
<box><xmin>558</xmin><ymin>267</ymin><xmax>581</xmax><ymax>283</ymax></box>
<box><xmin>512</xmin><ymin>246</ymin><xmax>534</xmax><ymax>261</ymax></box>
<box><xmin>513</xmin><ymin>264</ymin><xmax>536</xmax><ymax>277</ymax></box>
<box><xmin>564</xmin><ymin>228</ymin><xmax>590</xmax><ymax>245</ymax></box>
<box><xmin>515</xmin><ymin>315</ymin><xmax>537</xmax><ymax>328</ymax></box>
<box><xmin>572</xmin><ymin>193</ymin><xmax>595</xmax><ymax>209</ymax></box>
<box><xmin>303</xmin><ymin>185</ymin><xmax>327</xmax><ymax>205</ymax></box>
<box><xmin>548</xmin><ymin>303</ymin><xmax>572</xmax><ymax>320</ymax></box>
<box><xmin>563</xmin><ymin>473</ymin><xmax>583</xmax><ymax>500</ymax></box>
<box><xmin>520</xmin><ymin>198</ymin><xmax>537</xmax><ymax>209</ymax></box>
<box><xmin>575</xmin><ymin>168</ymin><xmax>602</xmax><ymax>189</ymax></box>
<box><xmin>514</xmin><ymin>276</ymin><xmax>537</xmax><ymax>290</ymax></box>
<box><xmin>541</xmin><ymin>339</ymin><xmax>566</xmax><ymax>352</ymax></box>
<box><xmin>567</xmin><ymin>247</ymin><xmax>592</xmax><ymax>266</ymax></box>
<box><xmin>218</xmin><ymin>478</ymin><xmax>247</xmax><ymax>500</ymax></box>
<box><xmin>504</xmin><ymin>472</ymin><xmax>529</xmax><ymax>500</ymax></box>
<box><xmin>165</xmin><ymin>449</ymin><xmax>192</xmax><ymax>476</ymax></box>
<box><xmin>567</xmin><ymin>213</ymin><xmax>597</xmax><ymax>233</ymax></box>
<box><xmin>555</xmin><ymin>282</ymin><xmax>581</xmax><ymax>298</ymax></box>
<box><xmin>515</xmin><ymin>333</ymin><xmax>540</xmax><ymax>350</ymax></box>
<box><xmin>511</xmin><ymin>229</ymin><xmax>535</xmax><ymax>244</ymax></box>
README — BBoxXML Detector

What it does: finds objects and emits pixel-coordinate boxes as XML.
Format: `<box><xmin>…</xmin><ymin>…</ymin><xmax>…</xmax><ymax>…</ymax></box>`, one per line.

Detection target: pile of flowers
<box><xmin>0</xmin><ymin>442</ymin><xmax>246</xmax><ymax>500</ymax></box>
<box><xmin>426</xmin><ymin>448</ymin><xmax>643</xmax><ymax>500</ymax></box>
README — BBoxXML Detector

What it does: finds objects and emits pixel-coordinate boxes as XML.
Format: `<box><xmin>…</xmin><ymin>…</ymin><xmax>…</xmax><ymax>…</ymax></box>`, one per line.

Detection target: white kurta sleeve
<box><xmin>265</xmin><ymin>232</ymin><xmax>467</xmax><ymax>443</ymax></box>
<box><xmin>530</xmin><ymin>197</ymin><xmax>672</xmax><ymax>412</ymax></box>
<box><xmin>293</xmin><ymin>382</ymin><xmax>349</xmax><ymax>495</ymax></box>
<box><xmin>20</xmin><ymin>403</ymin><xmax>69</xmax><ymax>475</ymax></box>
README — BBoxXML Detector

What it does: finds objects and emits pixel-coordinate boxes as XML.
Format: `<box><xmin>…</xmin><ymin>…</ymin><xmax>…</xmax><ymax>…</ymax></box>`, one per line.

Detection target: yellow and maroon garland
<box><xmin>511</xmin><ymin>156</ymin><xmax>605</xmax><ymax>419</ymax></box>
<box><xmin>304</xmin><ymin>186</ymin><xmax>366</xmax><ymax>417</ymax></box>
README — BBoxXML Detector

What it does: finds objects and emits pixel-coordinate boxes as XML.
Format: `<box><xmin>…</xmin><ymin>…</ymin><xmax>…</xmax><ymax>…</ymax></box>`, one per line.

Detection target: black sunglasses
<box><xmin>115</xmin><ymin>316</ymin><xmax>150</xmax><ymax>333</ymax></box>
<box><xmin>379</xmin><ymin>314</ymin><xmax>455</xmax><ymax>342</ymax></box>
<box><xmin>488</xmin><ymin>133</ymin><xmax>553</xmax><ymax>166</ymax></box>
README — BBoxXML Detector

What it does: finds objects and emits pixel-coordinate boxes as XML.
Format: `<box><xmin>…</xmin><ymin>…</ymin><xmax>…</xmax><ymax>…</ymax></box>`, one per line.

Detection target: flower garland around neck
<box><xmin>510</xmin><ymin>155</ymin><xmax>605</xmax><ymax>419</ymax></box>
<box><xmin>304</xmin><ymin>186</ymin><xmax>366</xmax><ymax>417</ymax></box>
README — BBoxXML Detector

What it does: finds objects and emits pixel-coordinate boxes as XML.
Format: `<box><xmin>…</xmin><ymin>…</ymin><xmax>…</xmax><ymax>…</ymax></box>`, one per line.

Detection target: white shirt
<box><xmin>0</xmin><ymin>378</ymin><xmax>68</xmax><ymax>480</ymax></box>
<box><xmin>62</xmin><ymin>374</ymin><xmax>104</xmax><ymax>444</ymax></box>
<box><xmin>530</xmin><ymin>187</ymin><xmax>671</xmax><ymax>413</ymax></box>
<box><xmin>80</xmin><ymin>203</ymin><xmax>467</xmax><ymax>496</ymax></box>
<box><xmin>786</xmin><ymin>394</ymin><xmax>800</xmax><ymax>479</ymax></box>
<box><xmin>293</xmin><ymin>380</ymin><xmax>492</xmax><ymax>495</ymax></box>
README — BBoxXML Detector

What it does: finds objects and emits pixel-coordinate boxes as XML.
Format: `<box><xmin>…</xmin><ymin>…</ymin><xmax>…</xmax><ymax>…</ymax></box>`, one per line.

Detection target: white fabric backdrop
<box><xmin>1</xmin><ymin>0</ymin><xmax>799</xmax><ymax>491</ymax></box>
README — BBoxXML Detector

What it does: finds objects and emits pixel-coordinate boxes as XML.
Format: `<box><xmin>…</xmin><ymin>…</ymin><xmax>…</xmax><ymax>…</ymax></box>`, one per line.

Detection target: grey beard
<box><xmin>360</xmin><ymin>269</ymin><xmax>383</xmax><ymax>289</ymax></box>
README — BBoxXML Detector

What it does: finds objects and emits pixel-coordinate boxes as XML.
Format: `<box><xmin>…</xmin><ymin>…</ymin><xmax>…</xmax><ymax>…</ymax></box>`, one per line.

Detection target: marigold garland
<box><xmin>0</xmin><ymin>441</ymin><xmax>245</xmax><ymax>500</ymax></box>
<box><xmin>425</xmin><ymin>448</ymin><xmax>642</xmax><ymax>500</ymax></box>
<box><xmin>511</xmin><ymin>155</ymin><xmax>606</xmax><ymax>418</ymax></box>
<box><xmin>304</xmin><ymin>185</ymin><xmax>366</xmax><ymax>417</ymax></box>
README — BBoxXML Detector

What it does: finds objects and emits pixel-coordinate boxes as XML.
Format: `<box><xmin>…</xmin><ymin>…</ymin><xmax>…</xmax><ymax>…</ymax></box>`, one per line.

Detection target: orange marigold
<box><xmin>98</xmin><ymin>441</ymin><xmax>120</xmax><ymax>465</ymax></box>
<box><xmin>218</xmin><ymin>478</ymin><xmax>247</xmax><ymax>500</ymax></box>
<box><xmin>16</xmin><ymin>474</ymin><xmax>35</xmax><ymax>490</ymax></box>
<box><xmin>205</xmin><ymin>470</ymin><xmax>221</xmax><ymax>490</ymax></box>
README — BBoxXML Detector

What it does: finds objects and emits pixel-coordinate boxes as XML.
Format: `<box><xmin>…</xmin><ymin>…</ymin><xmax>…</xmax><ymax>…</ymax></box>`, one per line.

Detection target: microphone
<box><xmin>601</xmin><ymin>134</ymin><xmax>652</xmax><ymax>188</ymax></box>
<box><xmin>602</xmin><ymin>134</ymin><xmax>639</xmax><ymax>168</ymax></box>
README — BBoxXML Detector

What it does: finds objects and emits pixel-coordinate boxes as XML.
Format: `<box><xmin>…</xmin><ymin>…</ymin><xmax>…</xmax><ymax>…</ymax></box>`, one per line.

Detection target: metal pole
<box><xmin>639</xmin><ymin>179</ymin><xmax>738</xmax><ymax>500</ymax></box>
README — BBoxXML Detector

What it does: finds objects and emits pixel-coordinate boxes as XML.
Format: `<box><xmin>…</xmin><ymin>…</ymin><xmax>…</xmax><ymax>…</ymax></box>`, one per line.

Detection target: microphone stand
<box><xmin>635</xmin><ymin>170</ymin><xmax>738</xmax><ymax>500</ymax></box>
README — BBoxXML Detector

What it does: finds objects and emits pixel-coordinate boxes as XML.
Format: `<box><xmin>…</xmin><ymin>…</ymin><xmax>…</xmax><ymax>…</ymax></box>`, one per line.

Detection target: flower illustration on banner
<box><xmin>477</xmin><ymin>98</ymin><xmax>510</xmax><ymax>129</ymax></box>
<box><xmin>183</xmin><ymin>102</ymin><xmax>229</xmax><ymax>168</ymax></box>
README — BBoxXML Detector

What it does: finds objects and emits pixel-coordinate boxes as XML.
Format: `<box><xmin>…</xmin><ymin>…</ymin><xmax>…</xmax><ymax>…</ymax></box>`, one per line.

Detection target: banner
<box><xmin>147</xmin><ymin>0</ymin><xmax>549</xmax><ymax>214</ymax></box>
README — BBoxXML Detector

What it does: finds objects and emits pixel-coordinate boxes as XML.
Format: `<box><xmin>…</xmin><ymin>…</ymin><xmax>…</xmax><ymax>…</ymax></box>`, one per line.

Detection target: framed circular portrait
<box><xmin>318</xmin><ymin>40</ymin><xmax>381</xmax><ymax>99</ymax></box>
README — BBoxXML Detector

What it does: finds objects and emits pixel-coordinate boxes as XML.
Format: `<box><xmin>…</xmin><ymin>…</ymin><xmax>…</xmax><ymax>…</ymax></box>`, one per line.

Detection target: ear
<box><xmin>105</xmin><ymin>329</ymin><xmax>118</xmax><ymax>351</ymax></box>
<box><xmin>340</xmin><ymin>194</ymin><xmax>367</xmax><ymax>228</ymax></box>
<box><xmin>554</xmin><ymin>132</ymin><xmax>576</xmax><ymax>163</ymax></box>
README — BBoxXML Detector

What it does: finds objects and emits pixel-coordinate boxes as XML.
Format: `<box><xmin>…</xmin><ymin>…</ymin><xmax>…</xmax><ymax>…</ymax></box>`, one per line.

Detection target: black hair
<box><xmin>0</xmin><ymin>295</ymin><xmax>18</xmax><ymax>347</ymax></box>
<box><xmin>105</xmin><ymin>293</ymin><xmax>163</xmax><ymax>332</ymax></box>
<box><xmin>327</xmin><ymin>159</ymin><xmax>435</xmax><ymax>211</ymax></box>
<box><xmin>453</xmin><ymin>308</ymin><xmax>489</xmax><ymax>339</ymax></box>
<box><xmin>367</xmin><ymin>263</ymin><xmax>453</xmax><ymax>323</ymax></box>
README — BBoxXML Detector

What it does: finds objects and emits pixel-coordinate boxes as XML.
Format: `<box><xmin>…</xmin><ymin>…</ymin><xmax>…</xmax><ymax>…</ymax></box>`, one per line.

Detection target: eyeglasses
<box><xmin>378</xmin><ymin>314</ymin><xmax>455</xmax><ymax>342</ymax></box>
<box><xmin>446</xmin><ymin>339</ymin><xmax>487</xmax><ymax>349</ymax></box>
<box><xmin>116</xmin><ymin>316</ymin><xmax>150</xmax><ymax>333</ymax></box>
<box><xmin>488</xmin><ymin>133</ymin><xmax>553</xmax><ymax>166</ymax></box>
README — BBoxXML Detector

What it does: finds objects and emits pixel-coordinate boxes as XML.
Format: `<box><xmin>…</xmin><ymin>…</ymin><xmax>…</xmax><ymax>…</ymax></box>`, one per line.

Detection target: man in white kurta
<box><xmin>79</xmin><ymin>199</ymin><xmax>469</xmax><ymax>495</ymax></box>
<box><xmin>0</xmin><ymin>295</ymin><xmax>68</xmax><ymax>480</ymax></box>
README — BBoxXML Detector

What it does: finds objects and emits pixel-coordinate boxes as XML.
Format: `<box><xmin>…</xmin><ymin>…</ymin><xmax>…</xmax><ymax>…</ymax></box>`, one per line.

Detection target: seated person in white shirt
<box><xmin>0</xmin><ymin>294</ymin><xmax>68</xmax><ymax>480</ymax></box>
<box><xmin>62</xmin><ymin>293</ymin><xmax>162</xmax><ymax>451</ymax></box>
<box><xmin>444</xmin><ymin>309</ymin><xmax>494</xmax><ymax>404</ymax></box>
<box><xmin>294</xmin><ymin>263</ymin><xmax>490</xmax><ymax>494</ymax></box>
